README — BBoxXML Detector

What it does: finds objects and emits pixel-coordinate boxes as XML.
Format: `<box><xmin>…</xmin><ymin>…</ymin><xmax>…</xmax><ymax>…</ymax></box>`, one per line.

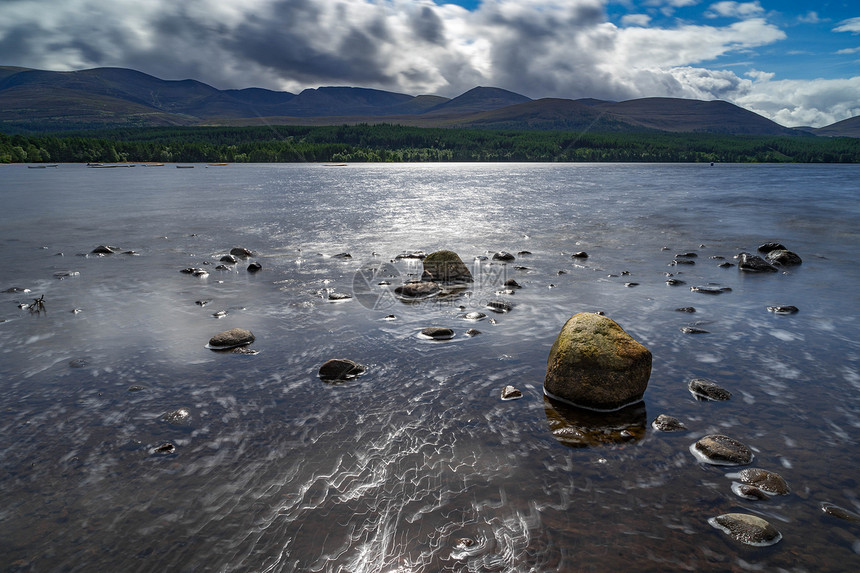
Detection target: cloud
<box><xmin>735</xmin><ymin>76</ymin><xmax>860</xmax><ymax>127</ymax></box>
<box><xmin>706</xmin><ymin>2</ymin><xmax>764</xmax><ymax>19</ymax></box>
<box><xmin>0</xmin><ymin>0</ymin><xmax>856</xmax><ymax>126</ymax></box>
<box><xmin>834</xmin><ymin>17</ymin><xmax>860</xmax><ymax>34</ymax></box>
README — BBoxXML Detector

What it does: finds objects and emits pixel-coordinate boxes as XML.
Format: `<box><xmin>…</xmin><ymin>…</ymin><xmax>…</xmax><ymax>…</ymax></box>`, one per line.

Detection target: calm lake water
<box><xmin>1</xmin><ymin>162</ymin><xmax>859</xmax><ymax>572</ymax></box>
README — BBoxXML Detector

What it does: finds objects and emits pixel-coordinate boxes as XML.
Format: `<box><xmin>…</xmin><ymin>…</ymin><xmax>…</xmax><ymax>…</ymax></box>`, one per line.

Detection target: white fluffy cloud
<box><xmin>0</xmin><ymin>0</ymin><xmax>856</xmax><ymax>126</ymax></box>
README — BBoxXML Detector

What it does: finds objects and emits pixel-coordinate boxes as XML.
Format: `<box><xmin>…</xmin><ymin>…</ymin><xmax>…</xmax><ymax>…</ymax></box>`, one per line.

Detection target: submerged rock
<box><xmin>486</xmin><ymin>300</ymin><xmax>513</xmax><ymax>313</ymax></box>
<box><xmin>220</xmin><ymin>254</ymin><xmax>238</xmax><ymax>264</ymax></box>
<box><xmin>208</xmin><ymin>328</ymin><xmax>255</xmax><ymax>349</ymax></box>
<box><xmin>394</xmin><ymin>281</ymin><xmax>441</xmax><ymax>299</ymax></box>
<box><xmin>91</xmin><ymin>245</ymin><xmax>121</xmax><ymax>254</ymax></box>
<box><xmin>738</xmin><ymin>252</ymin><xmax>778</xmax><ymax>273</ymax></box>
<box><xmin>230</xmin><ymin>247</ymin><xmax>254</xmax><ymax>258</ymax></box>
<box><xmin>327</xmin><ymin>292</ymin><xmax>352</xmax><ymax>302</ymax></box>
<box><xmin>247</xmin><ymin>262</ymin><xmax>262</xmax><ymax>273</ymax></box>
<box><xmin>318</xmin><ymin>358</ymin><xmax>366</xmax><ymax>381</ymax></box>
<box><xmin>652</xmin><ymin>414</ymin><xmax>686</xmax><ymax>432</ymax></box>
<box><xmin>161</xmin><ymin>408</ymin><xmax>191</xmax><ymax>426</ymax></box>
<box><xmin>691</xmin><ymin>434</ymin><xmax>753</xmax><ymax>466</ymax></box>
<box><xmin>708</xmin><ymin>513</ymin><xmax>782</xmax><ymax>546</ymax></box>
<box><xmin>420</xmin><ymin>326</ymin><xmax>455</xmax><ymax>340</ymax></box>
<box><xmin>465</xmin><ymin>328</ymin><xmax>481</xmax><ymax>337</ymax></box>
<box><xmin>544</xmin><ymin>313</ymin><xmax>651</xmax><ymax>411</ymax></box>
<box><xmin>422</xmin><ymin>250</ymin><xmax>473</xmax><ymax>283</ymax></box>
<box><xmin>492</xmin><ymin>251</ymin><xmax>515</xmax><ymax>262</ymax></box>
<box><xmin>571</xmin><ymin>251</ymin><xmax>589</xmax><ymax>259</ymax></box>
<box><xmin>681</xmin><ymin>326</ymin><xmax>709</xmax><ymax>334</ymax></box>
<box><xmin>152</xmin><ymin>443</ymin><xmax>177</xmax><ymax>455</ymax></box>
<box><xmin>821</xmin><ymin>503</ymin><xmax>860</xmax><ymax>524</ymax></box>
<box><xmin>688</xmin><ymin>378</ymin><xmax>731</xmax><ymax>401</ymax></box>
<box><xmin>545</xmin><ymin>396</ymin><xmax>647</xmax><ymax>448</ymax></box>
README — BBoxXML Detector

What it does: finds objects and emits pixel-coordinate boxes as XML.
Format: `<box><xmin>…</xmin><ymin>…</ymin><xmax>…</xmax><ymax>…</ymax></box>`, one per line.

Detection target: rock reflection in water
<box><xmin>544</xmin><ymin>396</ymin><xmax>647</xmax><ymax>448</ymax></box>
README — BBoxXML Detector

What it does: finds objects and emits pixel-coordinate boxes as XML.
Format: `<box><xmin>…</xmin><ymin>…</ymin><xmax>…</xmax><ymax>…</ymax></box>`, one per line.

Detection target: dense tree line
<box><xmin>1</xmin><ymin>125</ymin><xmax>859</xmax><ymax>164</ymax></box>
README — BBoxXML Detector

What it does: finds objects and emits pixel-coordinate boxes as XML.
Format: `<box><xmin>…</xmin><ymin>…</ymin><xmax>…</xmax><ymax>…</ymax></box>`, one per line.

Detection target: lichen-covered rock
<box><xmin>318</xmin><ymin>358</ymin><xmax>366</xmax><ymax>381</ymax></box>
<box><xmin>208</xmin><ymin>328</ymin><xmax>255</xmax><ymax>349</ymax></box>
<box><xmin>691</xmin><ymin>434</ymin><xmax>753</xmax><ymax>466</ymax></box>
<box><xmin>422</xmin><ymin>250</ymin><xmax>473</xmax><ymax>283</ymax></box>
<box><xmin>708</xmin><ymin>513</ymin><xmax>782</xmax><ymax>546</ymax></box>
<box><xmin>544</xmin><ymin>313</ymin><xmax>651</xmax><ymax>411</ymax></box>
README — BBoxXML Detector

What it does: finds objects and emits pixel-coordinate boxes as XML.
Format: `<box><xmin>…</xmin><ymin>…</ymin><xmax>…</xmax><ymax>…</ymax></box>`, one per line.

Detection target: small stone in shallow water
<box><xmin>821</xmin><ymin>503</ymin><xmax>860</xmax><ymax>523</ymax></box>
<box><xmin>247</xmin><ymin>262</ymin><xmax>262</xmax><ymax>273</ymax></box>
<box><xmin>757</xmin><ymin>242</ymin><xmax>787</xmax><ymax>254</ymax></box>
<box><xmin>676</xmin><ymin>307</ymin><xmax>696</xmax><ymax>313</ymax></box>
<box><xmin>688</xmin><ymin>378</ymin><xmax>731</xmax><ymax>400</ymax></box>
<box><xmin>420</xmin><ymin>327</ymin><xmax>455</xmax><ymax>340</ymax></box>
<box><xmin>327</xmin><ymin>292</ymin><xmax>352</xmax><ymax>302</ymax></box>
<box><xmin>767</xmin><ymin>305</ymin><xmax>799</xmax><ymax>314</ymax></box>
<box><xmin>212</xmin><ymin>310</ymin><xmax>228</xmax><ymax>318</ymax></box>
<box><xmin>230</xmin><ymin>247</ymin><xmax>254</xmax><ymax>258</ymax></box>
<box><xmin>152</xmin><ymin>443</ymin><xmax>176</xmax><ymax>455</ymax></box>
<box><xmin>91</xmin><ymin>245</ymin><xmax>120</xmax><ymax>254</ymax></box>
<box><xmin>738</xmin><ymin>252</ymin><xmax>779</xmax><ymax>273</ymax></box>
<box><xmin>69</xmin><ymin>358</ymin><xmax>89</xmax><ymax>368</ymax></box>
<box><xmin>734</xmin><ymin>468</ymin><xmax>790</xmax><ymax>495</ymax></box>
<box><xmin>571</xmin><ymin>251</ymin><xmax>589</xmax><ymax>259</ymax></box>
<box><xmin>732</xmin><ymin>483</ymin><xmax>770</xmax><ymax>501</ymax></box>
<box><xmin>504</xmin><ymin>279</ymin><xmax>522</xmax><ymax>289</ymax></box>
<box><xmin>652</xmin><ymin>414</ymin><xmax>686</xmax><ymax>432</ymax></box>
<box><xmin>681</xmin><ymin>326</ymin><xmax>709</xmax><ymax>334</ymax></box>
<box><xmin>500</xmin><ymin>385</ymin><xmax>523</xmax><ymax>400</ymax></box>
<box><xmin>486</xmin><ymin>300</ymin><xmax>513</xmax><ymax>313</ymax></box>
<box><xmin>766</xmin><ymin>249</ymin><xmax>802</xmax><ymax>266</ymax></box>
<box><xmin>624</xmin><ymin>282</ymin><xmax>639</xmax><ymax>287</ymax></box>
<box><xmin>465</xmin><ymin>328</ymin><xmax>481</xmax><ymax>337</ymax></box>
<box><xmin>492</xmin><ymin>251</ymin><xmax>515</xmax><ymax>261</ymax></box>
<box><xmin>666</xmin><ymin>278</ymin><xmax>686</xmax><ymax>286</ymax></box>
<box><xmin>382</xmin><ymin>314</ymin><xmax>396</xmax><ymax>320</ymax></box>
<box><xmin>691</xmin><ymin>434</ymin><xmax>753</xmax><ymax>466</ymax></box>
<box><xmin>708</xmin><ymin>513</ymin><xmax>782</xmax><ymax>546</ymax></box>
<box><xmin>462</xmin><ymin>311</ymin><xmax>487</xmax><ymax>321</ymax></box>
<box><xmin>195</xmin><ymin>299</ymin><xmax>211</xmax><ymax>306</ymax></box>
<box><xmin>690</xmin><ymin>285</ymin><xmax>726</xmax><ymax>294</ymax></box>
<box><xmin>220</xmin><ymin>254</ymin><xmax>238</xmax><ymax>264</ymax></box>
<box><xmin>394</xmin><ymin>281</ymin><xmax>441</xmax><ymax>299</ymax></box>
<box><xmin>318</xmin><ymin>358</ymin><xmax>366</xmax><ymax>381</ymax></box>
<box><xmin>127</xmin><ymin>385</ymin><xmax>145</xmax><ymax>392</ymax></box>
<box><xmin>208</xmin><ymin>328</ymin><xmax>254</xmax><ymax>349</ymax></box>
<box><xmin>161</xmin><ymin>408</ymin><xmax>191</xmax><ymax>426</ymax></box>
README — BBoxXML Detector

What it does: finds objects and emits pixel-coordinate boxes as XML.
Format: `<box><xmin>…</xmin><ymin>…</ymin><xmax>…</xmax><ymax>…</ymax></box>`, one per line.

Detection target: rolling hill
<box><xmin>0</xmin><ymin>65</ymin><xmax>853</xmax><ymax>136</ymax></box>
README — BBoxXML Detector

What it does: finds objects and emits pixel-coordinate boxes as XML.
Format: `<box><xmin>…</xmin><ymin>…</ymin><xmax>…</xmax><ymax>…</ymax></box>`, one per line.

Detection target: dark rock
<box><xmin>492</xmin><ymin>251</ymin><xmax>515</xmax><ymax>262</ymax></box>
<box><xmin>394</xmin><ymin>281</ymin><xmax>440</xmax><ymax>299</ymax></box>
<box><xmin>208</xmin><ymin>328</ymin><xmax>255</xmax><ymax>349</ymax></box>
<box><xmin>152</xmin><ymin>443</ymin><xmax>176</xmax><ymax>455</ymax></box>
<box><xmin>681</xmin><ymin>326</ymin><xmax>709</xmax><ymax>334</ymax></box>
<box><xmin>215</xmin><ymin>264</ymin><xmax>232</xmax><ymax>270</ymax></box>
<box><xmin>757</xmin><ymin>242</ymin><xmax>786</xmax><ymax>254</ymax></box>
<box><xmin>571</xmin><ymin>251</ymin><xmax>589</xmax><ymax>259</ymax></box>
<box><xmin>486</xmin><ymin>300</ymin><xmax>513</xmax><ymax>313</ymax></box>
<box><xmin>220</xmin><ymin>254</ymin><xmax>238</xmax><ymax>263</ymax></box>
<box><xmin>504</xmin><ymin>279</ymin><xmax>522</xmax><ymax>289</ymax></box>
<box><xmin>327</xmin><ymin>292</ymin><xmax>352</xmax><ymax>301</ymax></box>
<box><xmin>718</xmin><ymin>261</ymin><xmax>735</xmax><ymax>268</ymax></box>
<box><xmin>395</xmin><ymin>251</ymin><xmax>425</xmax><ymax>260</ymax></box>
<box><xmin>652</xmin><ymin>414</ymin><xmax>686</xmax><ymax>432</ymax></box>
<box><xmin>192</xmin><ymin>269</ymin><xmax>209</xmax><ymax>278</ymax></box>
<box><xmin>465</xmin><ymin>328</ymin><xmax>481</xmax><ymax>337</ymax></box>
<box><xmin>767</xmin><ymin>305</ymin><xmax>799</xmax><ymax>314</ymax></box>
<box><xmin>127</xmin><ymin>385</ymin><xmax>145</xmax><ymax>392</ymax></box>
<box><xmin>247</xmin><ymin>262</ymin><xmax>262</xmax><ymax>273</ymax></box>
<box><xmin>690</xmin><ymin>285</ymin><xmax>727</xmax><ymax>294</ymax></box>
<box><xmin>462</xmin><ymin>311</ymin><xmax>487</xmax><ymax>321</ymax></box>
<box><xmin>318</xmin><ymin>358</ymin><xmax>366</xmax><ymax>381</ymax></box>
<box><xmin>671</xmin><ymin>259</ymin><xmax>695</xmax><ymax>266</ymax></box>
<box><xmin>766</xmin><ymin>249</ymin><xmax>802</xmax><ymax>266</ymax></box>
<box><xmin>517</xmin><ymin>250</ymin><xmax>532</xmax><ymax>255</ymax></box>
<box><xmin>738</xmin><ymin>252</ymin><xmax>778</xmax><ymax>273</ymax></box>
<box><xmin>544</xmin><ymin>313</ymin><xmax>651</xmax><ymax>411</ymax></box>
<box><xmin>161</xmin><ymin>408</ymin><xmax>191</xmax><ymax>426</ymax></box>
<box><xmin>195</xmin><ymin>299</ymin><xmax>211</xmax><ymax>306</ymax></box>
<box><xmin>91</xmin><ymin>245</ymin><xmax>120</xmax><ymax>254</ymax></box>
<box><xmin>230</xmin><ymin>247</ymin><xmax>254</xmax><ymax>258</ymax></box>
<box><xmin>422</xmin><ymin>250</ymin><xmax>473</xmax><ymax>283</ymax></box>
<box><xmin>420</xmin><ymin>326</ymin><xmax>455</xmax><ymax>340</ymax></box>
<box><xmin>691</xmin><ymin>434</ymin><xmax>753</xmax><ymax>466</ymax></box>
<box><xmin>666</xmin><ymin>278</ymin><xmax>686</xmax><ymax>286</ymax></box>
<box><xmin>821</xmin><ymin>503</ymin><xmax>860</xmax><ymax>523</ymax></box>
<box><xmin>501</xmin><ymin>385</ymin><xmax>523</xmax><ymax>400</ymax></box>
<box><xmin>212</xmin><ymin>310</ymin><xmax>228</xmax><ymax>318</ymax></box>
<box><xmin>736</xmin><ymin>468</ymin><xmax>790</xmax><ymax>495</ymax></box>
<box><xmin>732</xmin><ymin>484</ymin><xmax>770</xmax><ymax>501</ymax></box>
<box><xmin>675</xmin><ymin>252</ymin><xmax>698</xmax><ymax>258</ymax></box>
<box><xmin>689</xmin><ymin>378</ymin><xmax>731</xmax><ymax>400</ymax></box>
<box><xmin>708</xmin><ymin>513</ymin><xmax>781</xmax><ymax>546</ymax></box>
<box><xmin>675</xmin><ymin>307</ymin><xmax>696</xmax><ymax>313</ymax></box>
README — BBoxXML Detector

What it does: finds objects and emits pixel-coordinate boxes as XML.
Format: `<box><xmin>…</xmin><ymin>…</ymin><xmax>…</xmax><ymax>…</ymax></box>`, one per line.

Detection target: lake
<box><xmin>1</xmin><ymin>162</ymin><xmax>859</xmax><ymax>572</ymax></box>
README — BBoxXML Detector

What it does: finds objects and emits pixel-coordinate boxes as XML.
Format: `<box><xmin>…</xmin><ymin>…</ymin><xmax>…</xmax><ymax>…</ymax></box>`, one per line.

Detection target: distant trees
<box><xmin>1</xmin><ymin>125</ymin><xmax>859</xmax><ymax>164</ymax></box>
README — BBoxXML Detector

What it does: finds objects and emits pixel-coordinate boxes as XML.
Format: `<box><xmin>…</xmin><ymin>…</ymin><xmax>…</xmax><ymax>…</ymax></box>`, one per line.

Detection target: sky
<box><xmin>1</xmin><ymin>0</ymin><xmax>858</xmax><ymax>127</ymax></box>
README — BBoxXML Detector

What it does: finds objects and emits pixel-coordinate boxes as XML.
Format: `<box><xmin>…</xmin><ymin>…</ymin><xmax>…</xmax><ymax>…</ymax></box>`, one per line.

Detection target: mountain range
<box><xmin>1</xmin><ymin>66</ymin><xmax>858</xmax><ymax>137</ymax></box>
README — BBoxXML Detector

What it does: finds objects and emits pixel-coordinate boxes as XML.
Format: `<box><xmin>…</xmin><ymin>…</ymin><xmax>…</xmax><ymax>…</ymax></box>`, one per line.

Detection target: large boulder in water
<box><xmin>207</xmin><ymin>328</ymin><xmax>255</xmax><ymax>349</ymax></box>
<box><xmin>422</xmin><ymin>250</ymin><xmax>472</xmax><ymax>283</ymax></box>
<box><xmin>544</xmin><ymin>313</ymin><xmax>652</xmax><ymax>411</ymax></box>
